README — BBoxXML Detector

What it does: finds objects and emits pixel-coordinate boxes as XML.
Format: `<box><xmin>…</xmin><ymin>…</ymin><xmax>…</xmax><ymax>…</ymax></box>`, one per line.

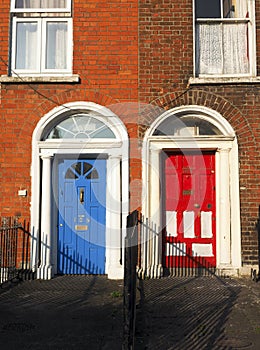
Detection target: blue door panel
<box><xmin>58</xmin><ymin>159</ymin><xmax>106</xmax><ymax>274</ymax></box>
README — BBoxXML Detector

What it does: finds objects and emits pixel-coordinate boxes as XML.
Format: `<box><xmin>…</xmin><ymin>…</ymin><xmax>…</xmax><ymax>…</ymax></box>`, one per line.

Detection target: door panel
<box><xmin>164</xmin><ymin>151</ymin><xmax>216</xmax><ymax>268</ymax></box>
<box><xmin>58</xmin><ymin>159</ymin><xmax>106</xmax><ymax>274</ymax></box>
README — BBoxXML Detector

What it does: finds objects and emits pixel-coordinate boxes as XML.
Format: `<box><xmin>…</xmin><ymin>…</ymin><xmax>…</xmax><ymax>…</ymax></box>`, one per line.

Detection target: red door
<box><xmin>164</xmin><ymin>151</ymin><xmax>216</xmax><ymax>268</ymax></box>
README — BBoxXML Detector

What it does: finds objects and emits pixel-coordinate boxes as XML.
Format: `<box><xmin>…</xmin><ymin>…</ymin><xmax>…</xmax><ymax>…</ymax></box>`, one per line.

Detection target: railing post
<box><xmin>258</xmin><ymin>206</ymin><xmax>260</xmax><ymax>280</ymax></box>
<box><xmin>123</xmin><ymin>210</ymin><xmax>138</xmax><ymax>349</ymax></box>
<box><xmin>254</xmin><ymin>205</ymin><xmax>260</xmax><ymax>282</ymax></box>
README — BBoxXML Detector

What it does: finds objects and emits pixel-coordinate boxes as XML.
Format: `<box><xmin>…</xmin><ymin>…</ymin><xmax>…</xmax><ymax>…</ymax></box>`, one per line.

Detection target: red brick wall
<box><xmin>138</xmin><ymin>0</ymin><xmax>260</xmax><ymax>265</ymax></box>
<box><xmin>0</xmin><ymin>0</ymin><xmax>139</xmax><ymax>219</ymax></box>
<box><xmin>139</xmin><ymin>0</ymin><xmax>193</xmax><ymax>102</ymax></box>
<box><xmin>1</xmin><ymin>0</ymin><xmax>260</xmax><ymax>267</ymax></box>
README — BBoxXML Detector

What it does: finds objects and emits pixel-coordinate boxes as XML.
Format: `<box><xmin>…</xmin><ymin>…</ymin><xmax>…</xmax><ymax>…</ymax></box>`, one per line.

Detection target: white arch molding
<box><xmin>31</xmin><ymin>101</ymin><xmax>129</xmax><ymax>279</ymax></box>
<box><xmin>142</xmin><ymin>105</ymin><xmax>242</xmax><ymax>276</ymax></box>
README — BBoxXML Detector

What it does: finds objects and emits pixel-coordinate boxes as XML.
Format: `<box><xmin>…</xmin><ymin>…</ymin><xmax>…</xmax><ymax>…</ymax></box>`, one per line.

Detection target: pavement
<box><xmin>0</xmin><ymin>275</ymin><xmax>259</xmax><ymax>350</ymax></box>
<box><xmin>0</xmin><ymin>276</ymin><xmax>124</xmax><ymax>350</ymax></box>
<box><xmin>135</xmin><ymin>276</ymin><xmax>260</xmax><ymax>350</ymax></box>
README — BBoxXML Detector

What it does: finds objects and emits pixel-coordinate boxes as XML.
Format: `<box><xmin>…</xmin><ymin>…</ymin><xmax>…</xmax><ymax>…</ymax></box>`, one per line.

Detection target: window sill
<box><xmin>189</xmin><ymin>76</ymin><xmax>260</xmax><ymax>85</ymax></box>
<box><xmin>0</xmin><ymin>75</ymin><xmax>80</xmax><ymax>83</ymax></box>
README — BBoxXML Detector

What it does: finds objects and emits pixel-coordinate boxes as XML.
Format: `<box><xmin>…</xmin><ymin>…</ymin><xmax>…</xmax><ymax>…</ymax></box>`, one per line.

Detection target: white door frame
<box><xmin>142</xmin><ymin>105</ymin><xmax>241</xmax><ymax>274</ymax></box>
<box><xmin>30</xmin><ymin>101</ymin><xmax>129</xmax><ymax>279</ymax></box>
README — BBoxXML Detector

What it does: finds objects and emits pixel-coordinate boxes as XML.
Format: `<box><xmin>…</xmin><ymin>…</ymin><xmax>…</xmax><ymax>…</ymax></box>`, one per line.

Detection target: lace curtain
<box><xmin>15</xmin><ymin>0</ymin><xmax>66</xmax><ymax>8</ymax></box>
<box><xmin>196</xmin><ymin>22</ymin><xmax>249</xmax><ymax>75</ymax></box>
<box><xmin>223</xmin><ymin>23</ymin><xmax>249</xmax><ymax>74</ymax></box>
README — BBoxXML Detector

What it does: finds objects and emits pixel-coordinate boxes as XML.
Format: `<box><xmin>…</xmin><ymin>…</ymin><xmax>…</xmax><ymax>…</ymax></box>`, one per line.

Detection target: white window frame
<box><xmin>11</xmin><ymin>0</ymin><xmax>71</xmax><ymax>13</ymax></box>
<box><xmin>193</xmin><ymin>0</ymin><xmax>256</xmax><ymax>78</ymax></box>
<box><xmin>11</xmin><ymin>17</ymin><xmax>73</xmax><ymax>76</ymax></box>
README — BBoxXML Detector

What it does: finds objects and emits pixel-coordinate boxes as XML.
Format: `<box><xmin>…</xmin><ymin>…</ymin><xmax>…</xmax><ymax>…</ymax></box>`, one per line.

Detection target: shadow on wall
<box><xmin>58</xmin><ymin>242</ymin><xmax>105</xmax><ymax>275</ymax></box>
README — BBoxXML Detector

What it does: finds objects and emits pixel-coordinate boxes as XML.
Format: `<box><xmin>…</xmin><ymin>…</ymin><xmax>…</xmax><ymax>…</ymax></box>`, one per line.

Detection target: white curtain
<box><xmin>236</xmin><ymin>0</ymin><xmax>248</xmax><ymax>18</ymax></box>
<box><xmin>46</xmin><ymin>22</ymin><xmax>67</xmax><ymax>69</ymax></box>
<box><xmin>15</xmin><ymin>0</ymin><xmax>66</xmax><ymax>8</ymax></box>
<box><xmin>16</xmin><ymin>22</ymin><xmax>38</xmax><ymax>69</ymax></box>
<box><xmin>223</xmin><ymin>0</ymin><xmax>249</xmax><ymax>18</ymax></box>
<box><xmin>223</xmin><ymin>23</ymin><xmax>249</xmax><ymax>74</ymax></box>
<box><xmin>196</xmin><ymin>21</ymin><xmax>249</xmax><ymax>75</ymax></box>
<box><xmin>42</xmin><ymin>0</ymin><xmax>66</xmax><ymax>8</ymax></box>
<box><xmin>15</xmin><ymin>0</ymin><xmax>40</xmax><ymax>7</ymax></box>
<box><xmin>196</xmin><ymin>24</ymin><xmax>223</xmax><ymax>75</ymax></box>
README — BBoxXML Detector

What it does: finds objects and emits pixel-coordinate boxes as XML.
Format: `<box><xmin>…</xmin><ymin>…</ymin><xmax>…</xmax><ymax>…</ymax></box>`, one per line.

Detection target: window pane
<box><xmin>195</xmin><ymin>0</ymin><xmax>221</xmax><ymax>18</ymax></box>
<box><xmin>195</xmin><ymin>23</ymin><xmax>223</xmax><ymax>75</ymax></box>
<box><xmin>235</xmin><ymin>0</ymin><xmax>248</xmax><ymax>18</ymax></box>
<box><xmin>46</xmin><ymin>22</ymin><xmax>68</xmax><ymax>69</ymax></box>
<box><xmin>195</xmin><ymin>22</ymin><xmax>250</xmax><ymax>75</ymax></box>
<box><xmin>65</xmin><ymin>168</ymin><xmax>79</xmax><ymax>179</ymax></box>
<box><xmin>41</xmin><ymin>0</ymin><xmax>66</xmax><ymax>8</ymax></box>
<box><xmin>15</xmin><ymin>0</ymin><xmax>41</xmax><ymax>8</ymax></box>
<box><xmin>223</xmin><ymin>22</ymin><xmax>249</xmax><ymax>74</ymax></box>
<box><xmin>16</xmin><ymin>22</ymin><xmax>38</xmax><ymax>70</ymax></box>
<box><xmin>223</xmin><ymin>0</ymin><xmax>235</xmax><ymax>18</ymax></box>
<box><xmin>223</xmin><ymin>0</ymin><xmax>248</xmax><ymax>18</ymax></box>
<box><xmin>153</xmin><ymin>116</ymin><xmax>222</xmax><ymax>136</ymax></box>
<box><xmin>45</xmin><ymin>115</ymin><xmax>116</xmax><ymax>139</ymax></box>
<box><xmin>195</xmin><ymin>0</ymin><xmax>248</xmax><ymax>19</ymax></box>
<box><xmin>15</xmin><ymin>0</ymin><xmax>66</xmax><ymax>8</ymax></box>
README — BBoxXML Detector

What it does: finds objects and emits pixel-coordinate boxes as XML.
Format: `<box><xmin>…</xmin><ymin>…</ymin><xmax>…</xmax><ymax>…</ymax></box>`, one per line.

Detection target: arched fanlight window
<box><xmin>153</xmin><ymin>115</ymin><xmax>222</xmax><ymax>136</ymax></box>
<box><xmin>44</xmin><ymin>114</ymin><xmax>116</xmax><ymax>140</ymax></box>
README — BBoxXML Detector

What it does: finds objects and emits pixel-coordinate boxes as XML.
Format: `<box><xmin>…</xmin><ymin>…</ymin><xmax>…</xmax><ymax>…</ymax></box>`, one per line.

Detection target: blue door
<box><xmin>58</xmin><ymin>159</ymin><xmax>106</xmax><ymax>274</ymax></box>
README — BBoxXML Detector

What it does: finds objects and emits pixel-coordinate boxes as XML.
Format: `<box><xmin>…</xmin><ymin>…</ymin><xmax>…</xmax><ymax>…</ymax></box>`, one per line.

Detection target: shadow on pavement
<box><xmin>0</xmin><ymin>275</ymin><xmax>123</xmax><ymax>350</ymax></box>
<box><xmin>135</xmin><ymin>276</ymin><xmax>260</xmax><ymax>350</ymax></box>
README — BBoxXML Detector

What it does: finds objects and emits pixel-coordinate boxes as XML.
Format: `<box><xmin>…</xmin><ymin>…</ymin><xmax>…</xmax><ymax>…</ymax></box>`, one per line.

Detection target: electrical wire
<box><xmin>0</xmin><ymin>56</ymin><xmax>76</xmax><ymax>110</ymax></box>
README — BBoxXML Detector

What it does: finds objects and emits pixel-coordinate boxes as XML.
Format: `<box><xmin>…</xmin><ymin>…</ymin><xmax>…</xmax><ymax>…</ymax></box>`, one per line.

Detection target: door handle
<box><xmin>79</xmin><ymin>188</ymin><xmax>84</xmax><ymax>204</ymax></box>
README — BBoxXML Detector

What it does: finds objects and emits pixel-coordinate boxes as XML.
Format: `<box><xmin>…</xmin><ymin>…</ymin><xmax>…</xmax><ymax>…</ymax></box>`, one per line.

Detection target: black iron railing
<box><xmin>0</xmin><ymin>217</ymin><xmax>32</xmax><ymax>286</ymax></box>
<box><xmin>123</xmin><ymin>210</ymin><xmax>139</xmax><ymax>350</ymax></box>
<box><xmin>136</xmin><ymin>213</ymin><xmax>217</xmax><ymax>279</ymax></box>
<box><xmin>252</xmin><ymin>205</ymin><xmax>260</xmax><ymax>282</ymax></box>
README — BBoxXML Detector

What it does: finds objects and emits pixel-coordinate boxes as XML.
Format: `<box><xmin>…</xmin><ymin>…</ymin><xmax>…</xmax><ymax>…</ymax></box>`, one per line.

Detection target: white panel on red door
<box><xmin>166</xmin><ymin>210</ymin><xmax>177</xmax><ymax>237</ymax></box>
<box><xmin>183</xmin><ymin>211</ymin><xmax>195</xmax><ymax>238</ymax></box>
<box><xmin>201</xmin><ymin>211</ymin><xmax>213</xmax><ymax>238</ymax></box>
<box><xmin>192</xmin><ymin>243</ymin><xmax>213</xmax><ymax>257</ymax></box>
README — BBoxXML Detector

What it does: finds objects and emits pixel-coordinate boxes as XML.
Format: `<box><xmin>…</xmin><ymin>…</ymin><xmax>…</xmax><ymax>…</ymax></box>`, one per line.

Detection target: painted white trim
<box><xmin>11</xmin><ymin>0</ymin><xmax>72</xmax><ymax>13</ymax></box>
<box><xmin>106</xmin><ymin>155</ymin><xmax>124</xmax><ymax>279</ymax></box>
<box><xmin>142</xmin><ymin>105</ymin><xmax>241</xmax><ymax>273</ymax></box>
<box><xmin>12</xmin><ymin>17</ymin><xmax>73</xmax><ymax>76</ymax></box>
<box><xmin>37</xmin><ymin>154</ymin><xmax>53</xmax><ymax>280</ymax></box>
<box><xmin>193</xmin><ymin>0</ymin><xmax>256</xmax><ymax>78</ymax></box>
<box><xmin>217</xmin><ymin>148</ymin><xmax>231</xmax><ymax>265</ymax></box>
<box><xmin>33</xmin><ymin>102</ymin><xmax>127</xmax><ymax>141</ymax></box>
<box><xmin>31</xmin><ymin>101</ymin><xmax>129</xmax><ymax>279</ymax></box>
